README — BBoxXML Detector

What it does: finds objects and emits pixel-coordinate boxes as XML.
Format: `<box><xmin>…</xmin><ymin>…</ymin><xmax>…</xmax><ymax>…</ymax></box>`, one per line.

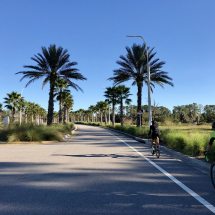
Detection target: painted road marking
<box><xmin>66</xmin><ymin>127</ymin><xmax>79</xmax><ymax>142</ymax></box>
<box><xmin>109</xmin><ymin>132</ymin><xmax>215</xmax><ymax>214</ymax></box>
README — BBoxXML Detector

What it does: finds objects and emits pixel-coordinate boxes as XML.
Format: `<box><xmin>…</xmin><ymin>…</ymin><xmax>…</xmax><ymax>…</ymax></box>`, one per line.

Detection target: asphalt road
<box><xmin>0</xmin><ymin>124</ymin><xmax>215</xmax><ymax>215</ymax></box>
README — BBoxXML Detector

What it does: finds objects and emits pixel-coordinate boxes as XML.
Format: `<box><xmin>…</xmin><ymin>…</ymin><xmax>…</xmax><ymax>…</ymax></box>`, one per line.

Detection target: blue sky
<box><xmin>0</xmin><ymin>0</ymin><xmax>214</xmax><ymax>113</ymax></box>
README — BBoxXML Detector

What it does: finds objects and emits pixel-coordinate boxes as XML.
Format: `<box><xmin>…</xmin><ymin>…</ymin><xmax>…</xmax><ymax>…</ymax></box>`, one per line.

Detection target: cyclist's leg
<box><xmin>151</xmin><ymin>139</ymin><xmax>153</xmax><ymax>148</ymax></box>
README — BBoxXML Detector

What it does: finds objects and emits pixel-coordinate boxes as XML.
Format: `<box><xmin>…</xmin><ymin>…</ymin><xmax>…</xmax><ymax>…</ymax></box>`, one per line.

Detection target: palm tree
<box><xmin>16</xmin><ymin>44</ymin><xmax>87</xmax><ymax>125</ymax></box>
<box><xmin>22</xmin><ymin>101</ymin><xmax>29</xmax><ymax>124</ymax></box>
<box><xmin>62</xmin><ymin>92</ymin><xmax>73</xmax><ymax>123</ymax></box>
<box><xmin>54</xmin><ymin>79</ymin><xmax>70</xmax><ymax>123</ymax></box>
<box><xmin>96</xmin><ymin>101</ymin><xmax>109</xmax><ymax>124</ymax></box>
<box><xmin>104</xmin><ymin>87</ymin><xmax>119</xmax><ymax>126</ymax></box>
<box><xmin>0</xmin><ymin>103</ymin><xmax>3</xmax><ymax>112</ymax></box>
<box><xmin>108</xmin><ymin>43</ymin><xmax>173</xmax><ymax>126</ymax></box>
<box><xmin>38</xmin><ymin>107</ymin><xmax>47</xmax><ymax>124</ymax></box>
<box><xmin>4</xmin><ymin>91</ymin><xmax>22</xmax><ymax>123</ymax></box>
<box><xmin>117</xmin><ymin>85</ymin><xmax>132</xmax><ymax>126</ymax></box>
<box><xmin>88</xmin><ymin>105</ymin><xmax>95</xmax><ymax>122</ymax></box>
<box><xmin>17</xmin><ymin>97</ymin><xmax>26</xmax><ymax>124</ymax></box>
<box><xmin>28</xmin><ymin>102</ymin><xmax>37</xmax><ymax>124</ymax></box>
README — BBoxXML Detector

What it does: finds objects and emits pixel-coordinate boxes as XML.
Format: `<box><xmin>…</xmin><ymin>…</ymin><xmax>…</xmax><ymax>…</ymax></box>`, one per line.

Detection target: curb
<box><xmin>0</xmin><ymin>141</ymin><xmax>59</xmax><ymax>145</ymax></box>
<box><xmin>63</xmin><ymin>126</ymin><xmax>78</xmax><ymax>142</ymax></box>
<box><xmin>100</xmin><ymin>126</ymin><xmax>211</xmax><ymax>172</ymax></box>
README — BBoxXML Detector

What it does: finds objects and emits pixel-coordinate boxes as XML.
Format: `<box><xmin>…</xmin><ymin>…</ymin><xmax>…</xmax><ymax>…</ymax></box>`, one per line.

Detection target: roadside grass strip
<box><xmin>66</xmin><ymin>127</ymin><xmax>79</xmax><ymax>142</ymax></box>
<box><xmin>109</xmin><ymin>132</ymin><xmax>215</xmax><ymax>214</ymax></box>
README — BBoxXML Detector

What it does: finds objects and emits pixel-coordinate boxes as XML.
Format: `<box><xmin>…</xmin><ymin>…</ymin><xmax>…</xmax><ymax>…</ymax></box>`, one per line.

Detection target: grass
<box><xmin>0</xmin><ymin>122</ymin><xmax>75</xmax><ymax>143</ymax></box>
<box><xmin>76</xmin><ymin>121</ymin><xmax>213</xmax><ymax>157</ymax></box>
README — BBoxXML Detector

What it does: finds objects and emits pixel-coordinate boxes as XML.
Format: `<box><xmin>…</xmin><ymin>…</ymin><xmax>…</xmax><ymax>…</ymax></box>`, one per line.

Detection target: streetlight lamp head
<box><xmin>126</xmin><ymin>35</ymin><xmax>140</xmax><ymax>37</ymax></box>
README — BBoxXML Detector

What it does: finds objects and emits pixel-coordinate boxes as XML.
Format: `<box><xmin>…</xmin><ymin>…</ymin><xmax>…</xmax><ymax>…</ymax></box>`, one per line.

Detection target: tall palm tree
<box><xmin>0</xmin><ymin>103</ymin><xmax>2</xmax><ymax>112</ymax></box>
<box><xmin>4</xmin><ymin>91</ymin><xmax>22</xmax><ymax>123</ymax></box>
<box><xmin>22</xmin><ymin>101</ymin><xmax>29</xmax><ymax>124</ymax></box>
<box><xmin>104</xmin><ymin>87</ymin><xmax>119</xmax><ymax>126</ymax></box>
<box><xmin>38</xmin><ymin>107</ymin><xmax>47</xmax><ymax>125</ymax></box>
<box><xmin>17</xmin><ymin>97</ymin><xmax>25</xmax><ymax>124</ymax></box>
<box><xmin>117</xmin><ymin>85</ymin><xmax>132</xmax><ymax>126</ymax></box>
<box><xmin>16</xmin><ymin>44</ymin><xmax>87</xmax><ymax>125</ymax></box>
<box><xmin>88</xmin><ymin>105</ymin><xmax>95</xmax><ymax>122</ymax></box>
<box><xmin>54</xmin><ymin>79</ymin><xmax>70</xmax><ymax>123</ymax></box>
<box><xmin>62</xmin><ymin>92</ymin><xmax>73</xmax><ymax>123</ymax></box>
<box><xmin>108</xmin><ymin>43</ymin><xmax>173</xmax><ymax>126</ymax></box>
<box><xmin>96</xmin><ymin>101</ymin><xmax>108</xmax><ymax>124</ymax></box>
<box><xmin>28</xmin><ymin>102</ymin><xmax>37</xmax><ymax>124</ymax></box>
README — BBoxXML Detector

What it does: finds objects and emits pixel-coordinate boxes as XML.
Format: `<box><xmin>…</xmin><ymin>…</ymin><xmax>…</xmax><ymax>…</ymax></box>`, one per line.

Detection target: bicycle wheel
<box><xmin>210</xmin><ymin>163</ymin><xmax>215</xmax><ymax>188</ymax></box>
<box><xmin>156</xmin><ymin>145</ymin><xmax>160</xmax><ymax>158</ymax></box>
<box><xmin>151</xmin><ymin>147</ymin><xmax>154</xmax><ymax>155</ymax></box>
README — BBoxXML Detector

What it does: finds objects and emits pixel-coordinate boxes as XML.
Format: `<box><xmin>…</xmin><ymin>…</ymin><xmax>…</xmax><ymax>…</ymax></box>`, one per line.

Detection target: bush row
<box><xmin>0</xmin><ymin>122</ymin><xmax>75</xmax><ymax>142</ymax></box>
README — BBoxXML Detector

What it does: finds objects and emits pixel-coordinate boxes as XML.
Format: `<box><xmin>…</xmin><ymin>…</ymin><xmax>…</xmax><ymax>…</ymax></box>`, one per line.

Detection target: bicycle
<box><xmin>150</xmin><ymin>139</ymin><xmax>160</xmax><ymax>158</ymax></box>
<box><xmin>205</xmin><ymin>152</ymin><xmax>215</xmax><ymax>188</ymax></box>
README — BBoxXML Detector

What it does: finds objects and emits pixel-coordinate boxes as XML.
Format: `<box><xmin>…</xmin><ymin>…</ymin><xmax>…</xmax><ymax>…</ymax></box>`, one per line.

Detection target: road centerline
<box><xmin>108</xmin><ymin>132</ymin><xmax>215</xmax><ymax>214</ymax></box>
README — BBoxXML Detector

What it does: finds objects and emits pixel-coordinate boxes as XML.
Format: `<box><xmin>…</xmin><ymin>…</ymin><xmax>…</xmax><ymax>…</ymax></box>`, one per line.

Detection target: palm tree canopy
<box><xmin>108</xmin><ymin>43</ymin><xmax>173</xmax><ymax>92</ymax></box>
<box><xmin>54</xmin><ymin>78</ymin><xmax>69</xmax><ymax>96</ymax></box>
<box><xmin>117</xmin><ymin>85</ymin><xmax>132</xmax><ymax>105</ymax></box>
<box><xmin>96</xmin><ymin>101</ymin><xmax>108</xmax><ymax>111</ymax></box>
<box><xmin>3</xmin><ymin>91</ymin><xmax>21</xmax><ymax>110</ymax></box>
<box><xmin>16</xmin><ymin>44</ymin><xmax>87</xmax><ymax>91</ymax></box>
<box><xmin>104</xmin><ymin>86</ymin><xmax>119</xmax><ymax>105</ymax></box>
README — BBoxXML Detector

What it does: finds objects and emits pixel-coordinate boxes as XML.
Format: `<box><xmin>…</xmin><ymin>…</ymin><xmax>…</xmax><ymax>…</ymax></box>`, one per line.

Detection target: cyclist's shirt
<box><xmin>148</xmin><ymin>124</ymin><xmax>160</xmax><ymax>137</ymax></box>
<box><xmin>209</xmin><ymin>131</ymin><xmax>215</xmax><ymax>145</ymax></box>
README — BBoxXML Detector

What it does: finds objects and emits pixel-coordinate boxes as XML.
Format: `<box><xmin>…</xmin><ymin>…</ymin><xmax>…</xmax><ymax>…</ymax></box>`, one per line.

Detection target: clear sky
<box><xmin>0</xmin><ymin>0</ymin><xmax>214</xmax><ymax>113</ymax></box>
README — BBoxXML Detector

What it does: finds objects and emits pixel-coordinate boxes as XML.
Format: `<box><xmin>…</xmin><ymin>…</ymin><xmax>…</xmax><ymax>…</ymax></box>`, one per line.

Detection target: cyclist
<box><xmin>147</xmin><ymin>120</ymin><xmax>160</xmax><ymax>152</ymax></box>
<box><xmin>204</xmin><ymin>122</ymin><xmax>215</xmax><ymax>154</ymax></box>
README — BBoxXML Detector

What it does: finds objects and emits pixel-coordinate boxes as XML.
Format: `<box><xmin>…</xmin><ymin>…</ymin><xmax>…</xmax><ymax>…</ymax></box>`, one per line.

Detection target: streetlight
<box><xmin>20</xmin><ymin>87</ymin><xmax>29</xmax><ymax>124</ymax></box>
<box><xmin>102</xmin><ymin>87</ymin><xmax>110</xmax><ymax>125</ymax></box>
<box><xmin>127</xmin><ymin>35</ymin><xmax>152</xmax><ymax>127</ymax></box>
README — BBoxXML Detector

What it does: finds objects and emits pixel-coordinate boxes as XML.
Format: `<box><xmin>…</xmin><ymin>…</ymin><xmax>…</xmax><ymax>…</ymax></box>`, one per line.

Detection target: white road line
<box><xmin>109</xmin><ymin>132</ymin><xmax>215</xmax><ymax>214</ymax></box>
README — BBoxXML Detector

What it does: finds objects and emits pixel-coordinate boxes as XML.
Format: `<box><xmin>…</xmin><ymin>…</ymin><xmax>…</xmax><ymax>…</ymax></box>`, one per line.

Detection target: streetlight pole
<box><xmin>126</xmin><ymin>35</ymin><xmax>152</xmax><ymax>128</ymax></box>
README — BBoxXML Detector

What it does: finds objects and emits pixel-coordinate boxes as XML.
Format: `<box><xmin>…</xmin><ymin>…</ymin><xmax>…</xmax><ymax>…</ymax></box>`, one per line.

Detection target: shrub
<box><xmin>0</xmin><ymin>123</ymin><xmax>74</xmax><ymax>142</ymax></box>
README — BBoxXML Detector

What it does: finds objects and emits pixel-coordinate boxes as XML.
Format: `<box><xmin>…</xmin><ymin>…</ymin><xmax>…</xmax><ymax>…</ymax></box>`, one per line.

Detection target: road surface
<box><xmin>0</xmin><ymin>124</ymin><xmax>215</xmax><ymax>214</ymax></box>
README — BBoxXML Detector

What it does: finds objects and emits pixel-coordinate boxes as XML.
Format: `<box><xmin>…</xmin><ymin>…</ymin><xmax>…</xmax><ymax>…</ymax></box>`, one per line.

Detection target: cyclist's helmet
<box><xmin>212</xmin><ymin>122</ymin><xmax>215</xmax><ymax>129</ymax></box>
<box><xmin>152</xmin><ymin>120</ymin><xmax>156</xmax><ymax>125</ymax></box>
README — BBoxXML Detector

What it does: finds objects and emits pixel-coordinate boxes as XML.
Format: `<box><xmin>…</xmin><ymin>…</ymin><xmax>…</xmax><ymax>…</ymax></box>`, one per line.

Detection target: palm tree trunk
<box><xmin>100</xmin><ymin>111</ymin><xmax>102</xmax><ymax>124</ymax></box>
<box><xmin>105</xmin><ymin>110</ymin><xmax>107</xmax><ymax>125</ymax></box>
<box><xmin>31</xmin><ymin>114</ymin><xmax>33</xmax><ymax>124</ymax></box>
<box><xmin>63</xmin><ymin>106</ymin><xmax>66</xmax><ymax>123</ymax></box>
<box><xmin>12</xmin><ymin>107</ymin><xmax>15</xmax><ymax>123</ymax></box>
<box><xmin>137</xmin><ymin>83</ymin><xmax>142</xmax><ymax>127</ymax></box>
<box><xmin>59</xmin><ymin>91</ymin><xmax>63</xmax><ymax>123</ymax></box>
<box><xmin>47</xmin><ymin>82</ymin><xmax>55</xmax><ymax>125</ymax></box>
<box><xmin>112</xmin><ymin>102</ymin><xmax>115</xmax><ymax>126</ymax></box>
<box><xmin>96</xmin><ymin>112</ymin><xmax>97</xmax><ymax>122</ymax></box>
<box><xmin>121</xmin><ymin>99</ymin><xmax>124</xmax><ymax>126</ymax></box>
<box><xmin>25</xmin><ymin>112</ymin><xmax>27</xmax><ymax>124</ymax></box>
<box><xmin>66</xmin><ymin>108</ymin><xmax>69</xmax><ymax>123</ymax></box>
